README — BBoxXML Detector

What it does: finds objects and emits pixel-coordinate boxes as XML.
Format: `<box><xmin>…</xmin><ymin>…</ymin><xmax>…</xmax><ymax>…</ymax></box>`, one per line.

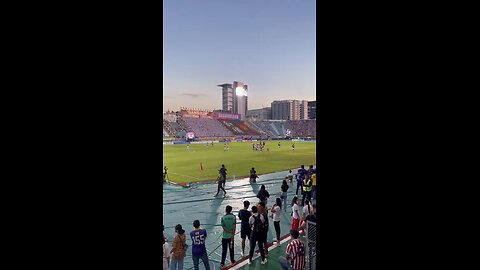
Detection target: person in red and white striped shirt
<box><xmin>278</xmin><ymin>229</ymin><xmax>305</xmax><ymax>270</ymax></box>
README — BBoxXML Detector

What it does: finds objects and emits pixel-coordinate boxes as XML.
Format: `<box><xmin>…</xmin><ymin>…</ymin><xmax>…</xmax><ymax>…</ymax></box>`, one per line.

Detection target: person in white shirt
<box><xmin>270</xmin><ymin>198</ymin><xmax>282</xmax><ymax>246</ymax></box>
<box><xmin>285</xmin><ymin>170</ymin><xmax>293</xmax><ymax>183</ymax></box>
<box><xmin>300</xmin><ymin>199</ymin><xmax>313</xmax><ymax>233</ymax></box>
<box><xmin>291</xmin><ymin>196</ymin><xmax>300</xmax><ymax>231</ymax></box>
<box><xmin>163</xmin><ymin>225</ymin><xmax>170</xmax><ymax>270</ymax></box>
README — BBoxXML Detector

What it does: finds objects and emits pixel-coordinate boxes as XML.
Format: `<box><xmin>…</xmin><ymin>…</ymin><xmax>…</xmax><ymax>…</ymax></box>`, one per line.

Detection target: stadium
<box><xmin>163</xmin><ymin>103</ymin><xmax>317</xmax><ymax>270</ymax></box>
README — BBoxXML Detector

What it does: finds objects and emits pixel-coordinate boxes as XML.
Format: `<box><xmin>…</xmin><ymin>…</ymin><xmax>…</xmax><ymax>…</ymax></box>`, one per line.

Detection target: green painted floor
<box><xmin>234</xmin><ymin>236</ymin><xmax>308</xmax><ymax>270</ymax></box>
<box><xmin>163</xmin><ymin>170</ymin><xmax>314</xmax><ymax>270</ymax></box>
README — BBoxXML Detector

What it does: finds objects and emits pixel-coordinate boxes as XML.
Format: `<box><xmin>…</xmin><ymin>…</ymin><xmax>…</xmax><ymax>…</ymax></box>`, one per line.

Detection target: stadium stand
<box><xmin>182</xmin><ymin>117</ymin><xmax>233</xmax><ymax>138</ymax></box>
<box><xmin>217</xmin><ymin>120</ymin><xmax>261</xmax><ymax>136</ymax></box>
<box><xmin>288</xmin><ymin>119</ymin><xmax>316</xmax><ymax>137</ymax></box>
<box><xmin>163</xmin><ymin>114</ymin><xmax>316</xmax><ymax>139</ymax></box>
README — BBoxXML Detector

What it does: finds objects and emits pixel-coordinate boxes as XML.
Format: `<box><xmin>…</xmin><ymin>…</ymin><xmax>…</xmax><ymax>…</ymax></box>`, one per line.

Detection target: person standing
<box><xmin>258</xmin><ymin>202</ymin><xmax>269</xmax><ymax>258</ymax></box>
<box><xmin>291</xmin><ymin>143</ymin><xmax>295</xmax><ymax>151</ymax></box>
<box><xmin>219</xmin><ymin>164</ymin><xmax>227</xmax><ymax>186</ymax></box>
<box><xmin>214</xmin><ymin>173</ymin><xmax>227</xmax><ymax>197</ymax></box>
<box><xmin>307</xmin><ymin>165</ymin><xmax>314</xmax><ymax>178</ymax></box>
<box><xmin>256</xmin><ymin>185</ymin><xmax>270</xmax><ymax>205</ymax></box>
<box><xmin>278</xmin><ymin>141</ymin><xmax>281</xmax><ymax>149</ymax></box>
<box><xmin>220</xmin><ymin>205</ymin><xmax>236</xmax><ymax>268</ymax></box>
<box><xmin>190</xmin><ymin>220</ymin><xmax>210</xmax><ymax>270</ymax></box>
<box><xmin>249</xmin><ymin>168</ymin><xmax>258</xmax><ymax>183</ymax></box>
<box><xmin>238</xmin><ymin>201</ymin><xmax>252</xmax><ymax>257</ymax></box>
<box><xmin>291</xmin><ymin>197</ymin><xmax>300</xmax><ymax>231</ymax></box>
<box><xmin>285</xmin><ymin>170</ymin><xmax>293</xmax><ymax>183</ymax></box>
<box><xmin>214</xmin><ymin>165</ymin><xmax>227</xmax><ymax>197</ymax></box>
<box><xmin>163</xmin><ymin>225</ymin><xmax>170</xmax><ymax>270</ymax></box>
<box><xmin>300</xmin><ymin>199</ymin><xmax>313</xmax><ymax>233</ymax></box>
<box><xmin>311</xmin><ymin>169</ymin><xmax>317</xmax><ymax>201</ymax></box>
<box><xmin>271</xmin><ymin>198</ymin><xmax>282</xmax><ymax>246</ymax></box>
<box><xmin>295</xmin><ymin>166</ymin><xmax>305</xmax><ymax>196</ymax></box>
<box><xmin>278</xmin><ymin>230</ymin><xmax>305</xmax><ymax>270</ymax></box>
<box><xmin>281</xmin><ymin>180</ymin><xmax>289</xmax><ymax>212</ymax></box>
<box><xmin>170</xmin><ymin>224</ymin><xmax>187</xmax><ymax>270</ymax></box>
<box><xmin>301</xmin><ymin>174</ymin><xmax>312</xmax><ymax>206</ymax></box>
<box><xmin>248</xmin><ymin>206</ymin><xmax>267</xmax><ymax>265</ymax></box>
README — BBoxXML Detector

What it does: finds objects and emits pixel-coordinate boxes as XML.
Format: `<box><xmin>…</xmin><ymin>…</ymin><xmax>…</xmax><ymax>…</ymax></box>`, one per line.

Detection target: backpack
<box><xmin>251</xmin><ymin>214</ymin><xmax>264</xmax><ymax>235</ymax></box>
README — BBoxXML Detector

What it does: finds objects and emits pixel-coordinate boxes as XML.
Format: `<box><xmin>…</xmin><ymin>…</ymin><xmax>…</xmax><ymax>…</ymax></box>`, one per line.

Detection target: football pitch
<box><xmin>163</xmin><ymin>140</ymin><xmax>316</xmax><ymax>184</ymax></box>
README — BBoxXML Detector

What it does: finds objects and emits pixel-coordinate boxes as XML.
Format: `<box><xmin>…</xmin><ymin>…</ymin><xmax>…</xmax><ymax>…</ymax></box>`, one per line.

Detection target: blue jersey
<box><xmin>297</xmin><ymin>169</ymin><xmax>306</xmax><ymax>182</ymax></box>
<box><xmin>190</xmin><ymin>229</ymin><xmax>207</xmax><ymax>256</ymax></box>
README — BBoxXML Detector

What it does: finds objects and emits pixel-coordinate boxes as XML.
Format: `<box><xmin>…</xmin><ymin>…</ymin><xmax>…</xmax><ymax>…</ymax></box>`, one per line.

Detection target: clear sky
<box><xmin>163</xmin><ymin>0</ymin><xmax>316</xmax><ymax>112</ymax></box>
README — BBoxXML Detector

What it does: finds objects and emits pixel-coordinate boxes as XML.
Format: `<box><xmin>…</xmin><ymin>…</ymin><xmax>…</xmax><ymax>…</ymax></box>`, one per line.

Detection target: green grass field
<box><xmin>163</xmin><ymin>140</ymin><xmax>316</xmax><ymax>183</ymax></box>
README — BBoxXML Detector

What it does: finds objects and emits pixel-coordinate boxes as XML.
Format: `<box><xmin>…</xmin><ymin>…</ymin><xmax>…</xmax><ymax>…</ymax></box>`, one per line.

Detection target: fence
<box><xmin>305</xmin><ymin>220</ymin><xmax>317</xmax><ymax>270</ymax></box>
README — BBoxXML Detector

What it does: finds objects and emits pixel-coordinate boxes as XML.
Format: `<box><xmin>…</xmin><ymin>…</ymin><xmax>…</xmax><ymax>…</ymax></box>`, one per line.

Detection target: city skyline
<box><xmin>163</xmin><ymin>0</ymin><xmax>316</xmax><ymax>112</ymax></box>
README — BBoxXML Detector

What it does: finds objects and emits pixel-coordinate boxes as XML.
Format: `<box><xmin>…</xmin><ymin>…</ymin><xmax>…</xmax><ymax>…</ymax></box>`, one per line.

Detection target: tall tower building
<box><xmin>218</xmin><ymin>84</ymin><xmax>234</xmax><ymax>113</ymax></box>
<box><xmin>271</xmin><ymin>100</ymin><xmax>309</xmax><ymax>120</ymax></box>
<box><xmin>308</xmin><ymin>101</ymin><xmax>316</xmax><ymax>119</ymax></box>
<box><xmin>218</xmin><ymin>81</ymin><xmax>248</xmax><ymax>120</ymax></box>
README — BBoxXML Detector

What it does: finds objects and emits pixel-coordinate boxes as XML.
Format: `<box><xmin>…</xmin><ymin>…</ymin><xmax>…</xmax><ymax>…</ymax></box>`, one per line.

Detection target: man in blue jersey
<box><xmin>190</xmin><ymin>220</ymin><xmax>210</xmax><ymax>270</ymax></box>
<box><xmin>296</xmin><ymin>165</ymin><xmax>306</xmax><ymax>196</ymax></box>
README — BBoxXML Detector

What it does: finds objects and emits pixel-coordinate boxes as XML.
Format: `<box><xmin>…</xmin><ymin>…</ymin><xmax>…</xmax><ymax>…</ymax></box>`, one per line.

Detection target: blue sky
<box><xmin>163</xmin><ymin>0</ymin><xmax>316</xmax><ymax>112</ymax></box>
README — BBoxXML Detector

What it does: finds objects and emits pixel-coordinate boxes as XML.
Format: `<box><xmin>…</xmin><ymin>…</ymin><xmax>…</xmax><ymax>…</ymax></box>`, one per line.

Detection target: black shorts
<box><xmin>241</xmin><ymin>228</ymin><xmax>251</xmax><ymax>239</ymax></box>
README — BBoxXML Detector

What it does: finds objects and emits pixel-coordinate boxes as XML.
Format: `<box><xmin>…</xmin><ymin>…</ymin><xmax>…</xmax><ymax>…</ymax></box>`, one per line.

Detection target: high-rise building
<box><xmin>271</xmin><ymin>100</ymin><xmax>308</xmax><ymax>120</ymax></box>
<box><xmin>308</xmin><ymin>101</ymin><xmax>316</xmax><ymax>119</ymax></box>
<box><xmin>218</xmin><ymin>84</ymin><xmax>234</xmax><ymax>113</ymax></box>
<box><xmin>218</xmin><ymin>81</ymin><xmax>248</xmax><ymax>120</ymax></box>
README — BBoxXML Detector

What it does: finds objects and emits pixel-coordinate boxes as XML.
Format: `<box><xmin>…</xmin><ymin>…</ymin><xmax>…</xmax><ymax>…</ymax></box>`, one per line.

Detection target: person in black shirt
<box><xmin>248</xmin><ymin>206</ymin><xmax>266</xmax><ymax>265</ymax></box>
<box><xmin>219</xmin><ymin>164</ymin><xmax>227</xmax><ymax>184</ymax></box>
<box><xmin>281</xmin><ymin>180</ymin><xmax>289</xmax><ymax>212</ymax></box>
<box><xmin>238</xmin><ymin>201</ymin><xmax>252</xmax><ymax>257</ymax></box>
<box><xmin>305</xmin><ymin>204</ymin><xmax>316</xmax><ymax>223</ymax></box>
<box><xmin>249</xmin><ymin>167</ymin><xmax>258</xmax><ymax>183</ymax></box>
<box><xmin>258</xmin><ymin>201</ymin><xmax>269</xmax><ymax>258</ymax></box>
<box><xmin>256</xmin><ymin>185</ymin><xmax>270</xmax><ymax>205</ymax></box>
<box><xmin>214</xmin><ymin>165</ymin><xmax>227</xmax><ymax>197</ymax></box>
<box><xmin>214</xmin><ymin>174</ymin><xmax>227</xmax><ymax>197</ymax></box>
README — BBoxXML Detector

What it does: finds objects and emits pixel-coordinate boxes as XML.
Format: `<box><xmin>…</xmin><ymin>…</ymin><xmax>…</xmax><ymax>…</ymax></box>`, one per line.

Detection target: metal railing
<box><xmin>305</xmin><ymin>220</ymin><xmax>316</xmax><ymax>270</ymax></box>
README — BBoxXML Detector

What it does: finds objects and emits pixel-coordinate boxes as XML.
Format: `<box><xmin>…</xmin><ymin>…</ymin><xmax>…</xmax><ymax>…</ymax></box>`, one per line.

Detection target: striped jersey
<box><xmin>286</xmin><ymin>239</ymin><xmax>305</xmax><ymax>270</ymax></box>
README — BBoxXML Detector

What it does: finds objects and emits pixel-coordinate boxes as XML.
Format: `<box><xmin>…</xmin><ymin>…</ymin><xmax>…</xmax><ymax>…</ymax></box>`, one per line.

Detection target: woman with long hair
<box><xmin>291</xmin><ymin>196</ymin><xmax>300</xmax><ymax>231</ymax></box>
<box><xmin>270</xmin><ymin>197</ymin><xmax>283</xmax><ymax>246</ymax></box>
<box><xmin>280</xmin><ymin>180</ymin><xmax>289</xmax><ymax>212</ymax></box>
<box><xmin>256</xmin><ymin>184</ymin><xmax>270</xmax><ymax>205</ymax></box>
<box><xmin>170</xmin><ymin>224</ymin><xmax>187</xmax><ymax>270</ymax></box>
